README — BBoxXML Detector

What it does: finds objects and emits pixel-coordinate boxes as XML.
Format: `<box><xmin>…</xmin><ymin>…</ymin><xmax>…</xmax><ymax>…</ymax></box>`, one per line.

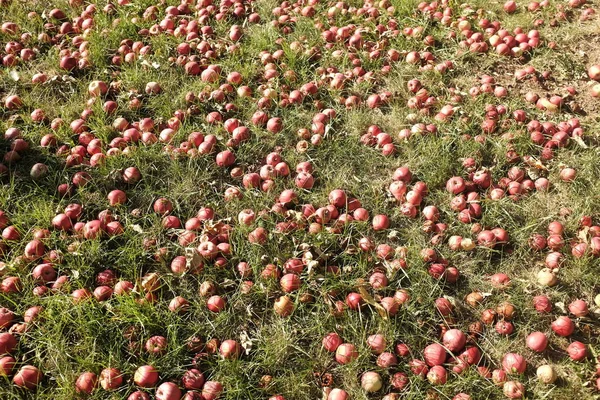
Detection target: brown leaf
<box><xmin>358</xmin><ymin>284</ymin><xmax>388</xmax><ymax>320</ymax></box>
<box><xmin>185</xmin><ymin>247</ymin><xmax>202</xmax><ymax>271</ymax></box>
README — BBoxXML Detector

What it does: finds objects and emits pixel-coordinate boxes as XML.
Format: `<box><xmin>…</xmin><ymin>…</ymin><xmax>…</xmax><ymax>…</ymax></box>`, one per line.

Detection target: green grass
<box><xmin>0</xmin><ymin>0</ymin><xmax>599</xmax><ymax>399</ymax></box>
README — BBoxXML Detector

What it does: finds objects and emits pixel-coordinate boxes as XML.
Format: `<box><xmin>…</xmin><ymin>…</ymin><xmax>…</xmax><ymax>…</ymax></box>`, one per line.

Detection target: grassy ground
<box><xmin>0</xmin><ymin>0</ymin><xmax>600</xmax><ymax>398</ymax></box>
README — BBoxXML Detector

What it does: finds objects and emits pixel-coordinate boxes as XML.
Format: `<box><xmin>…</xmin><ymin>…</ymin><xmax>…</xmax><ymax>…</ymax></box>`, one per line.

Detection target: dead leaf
<box><xmin>140</xmin><ymin>60</ymin><xmax>160</xmax><ymax>69</ymax></box>
<box><xmin>131</xmin><ymin>224</ymin><xmax>144</xmax><ymax>234</ymax></box>
<box><xmin>240</xmin><ymin>330</ymin><xmax>253</xmax><ymax>355</ymax></box>
<box><xmin>306</xmin><ymin>260</ymin><xmax>318</xmax><ymax>275</ymax></box>
<box><xmin>221</xmin><ymin>278</ymin><xmax>236</xmax><ymax>289</ymax></box>
<box><xmin>141</xmin><ymin>273</ymin><xmax>160</xmax><ymax>292</ymax></box>
<box><xmin>358</xmin><ymin>282</ymin><xmax>388</xmax><ymax>320</ymax></box>
<box><xmin>572</xmin><ymin>135</ymin><xmax>588</xmax><ymax>149</ymax></box>
<box><xmin>578</xmin><ymin>226</ymin><xmax>589</xmax><ymax>242</ymax></box>
<box><xmin>526</xmin><ymin>167</ymin><xmax>540</xmax><ymax>180</ymax></box>
<box><xmin>185</xmin><ymin>247</ymin><xmax>202</xmax><ymax>271</ymax></box>
<box><xmin>383</xmin><ymin>261</ymin><xmax>396</xmax><ymax>278</ymax></box>
<box><xmin>9</xmin><ymin>70</ymin><xmax>19</xmax><ymax>81</ymax></box>
<box><xmin>345</xmin><ymin>245</ymin><xmax>358</xmax><ymax>255</ymax></box>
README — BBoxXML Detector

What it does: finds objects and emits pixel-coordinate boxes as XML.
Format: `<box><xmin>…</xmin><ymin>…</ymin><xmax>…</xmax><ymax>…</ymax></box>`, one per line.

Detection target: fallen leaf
<box><xmin>9</xmin><ymin>70</ymin><xmax>19</xmax><ymax>81</ymax></box>
<box><xmin>358</xmin><ymin>283</ymin><xmax>388</xmax><ymax>320</ymax></box>
<box><xmin>131</xmin><ymin>224</ymin><xmax>144</xmax><ymax>234</ymax></box>
<box><xmin>240</xmin><ymin>330</ymin><xmax>253</xmax><ymax>355</ymax></box>
<box><xmin>185</xmin><ymin>247</ymin><xmax>202</xmax><ymax>270</ymax></box>
<box><xmin>572</xmin><ymin>135</ymin><xmax>588</xmax><ymax>149</ymax></box>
